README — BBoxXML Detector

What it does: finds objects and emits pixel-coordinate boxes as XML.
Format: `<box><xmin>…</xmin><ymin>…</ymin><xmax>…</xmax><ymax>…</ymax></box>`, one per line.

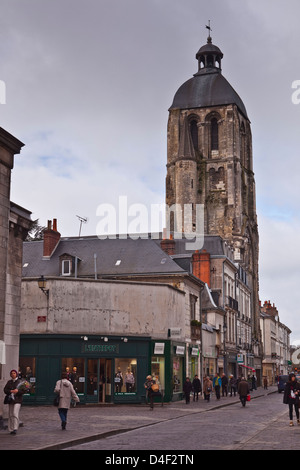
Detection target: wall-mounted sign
<box><xmin>175</xmin><ymin>346</ymin><xmax>185</xmax><ymax>355</ymax></box>
<box><xmin>191</xmin><ymin>347</ymin><xmax>199</xmax><ymax>356</ymax></box>
<box><xmin>168</xmin><ymin>328</ymin><xmax>182</xmax><ymax>338</ymax></box>
<box><xmin>81</xmin><ymin>344</ymin><xmax>119</xmax><ymax>354</ymax></box>
<box><xmin>154</xmin><ymin>343</ymin><xmax>165</xmax><ymax>354</ymax></box>
<box><xmin>237</xmin><ymin>353</ymin><xmax>244</xmax><ymax>363</ymax></box>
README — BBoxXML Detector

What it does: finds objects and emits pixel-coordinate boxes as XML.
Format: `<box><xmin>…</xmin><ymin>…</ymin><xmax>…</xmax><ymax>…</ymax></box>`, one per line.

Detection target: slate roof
<box><xmin>22</xmin><ymin>234</ymin><xmax>230</xmax><ymax>279</ymax></box>
<box><xmin>22</xmin><ymin>236</ymin><xmax>186</xmax><ymax>278</ymax></box>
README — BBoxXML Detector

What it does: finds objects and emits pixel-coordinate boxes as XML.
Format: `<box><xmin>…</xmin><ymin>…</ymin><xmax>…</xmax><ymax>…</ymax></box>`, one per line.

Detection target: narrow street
<box><xmin>65</xmin><ymin>391</ymin><xmax>297</xmax><ymax>451</ymax></box>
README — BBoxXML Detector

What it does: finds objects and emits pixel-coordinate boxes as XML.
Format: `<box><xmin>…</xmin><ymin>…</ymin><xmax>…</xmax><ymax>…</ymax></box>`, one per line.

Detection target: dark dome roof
<box><xmin>170</xmin><ymin>39</ymin><xmax>248</xmax><ymax>119</ymax></box>
<box><xmin>170</xmin><ymin>72</ymin><xmax>248</xmax><ymax>119</ymax></box>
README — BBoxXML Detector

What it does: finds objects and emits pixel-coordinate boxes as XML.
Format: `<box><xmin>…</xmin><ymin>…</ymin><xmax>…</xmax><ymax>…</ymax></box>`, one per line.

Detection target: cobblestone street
<box><xmin>1</xmin><ymin>385</ymin><xmax>297</xmax><ymax>451</ymax></box>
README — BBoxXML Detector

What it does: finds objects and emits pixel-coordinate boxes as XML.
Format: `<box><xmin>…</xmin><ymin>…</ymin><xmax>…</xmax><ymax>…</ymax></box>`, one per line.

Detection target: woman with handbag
<box><xmin>54</xmin><ymin>372</ymin><xmax>80</xmax><ymax>430</ymax></box>
<box><xmin>3</xmin><ymin>369</ymin><xmax>26</xmax><ymax>435</ymax></box>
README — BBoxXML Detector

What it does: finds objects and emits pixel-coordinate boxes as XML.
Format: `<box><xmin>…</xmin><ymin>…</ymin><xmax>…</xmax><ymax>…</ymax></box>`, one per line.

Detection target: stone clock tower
<box><xmin>166</xmin><ymin>34</ymin><xmax>261</xmax><ymax>342</ymax></box>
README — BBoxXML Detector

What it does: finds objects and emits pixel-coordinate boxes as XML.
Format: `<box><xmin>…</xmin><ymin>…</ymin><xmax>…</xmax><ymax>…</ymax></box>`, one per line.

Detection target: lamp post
<box><xmin>38</xmin><ymin>275</ymin><xmax>49</xmax><ymax>298</ymax></box>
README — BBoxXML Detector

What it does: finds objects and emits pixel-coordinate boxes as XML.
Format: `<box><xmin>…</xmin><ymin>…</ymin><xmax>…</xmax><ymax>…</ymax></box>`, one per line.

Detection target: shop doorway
<box><xmin>87</xmin><ymin>358</ymin><xmax>112</xmax><ymax>403</ymax></box>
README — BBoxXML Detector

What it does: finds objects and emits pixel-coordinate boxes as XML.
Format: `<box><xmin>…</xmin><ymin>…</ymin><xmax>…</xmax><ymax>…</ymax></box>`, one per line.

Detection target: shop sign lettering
<box><xmin>81</xmin><ymin>344</ymin><xmax>119</xmax><ymax>353</ymax></box>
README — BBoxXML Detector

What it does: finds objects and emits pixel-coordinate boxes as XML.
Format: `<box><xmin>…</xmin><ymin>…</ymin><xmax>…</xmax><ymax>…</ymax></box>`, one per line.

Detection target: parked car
<box><xmin>277</xmin><ymin>375</ymin><xmax>289</xmax><ymax>393</ymax></box>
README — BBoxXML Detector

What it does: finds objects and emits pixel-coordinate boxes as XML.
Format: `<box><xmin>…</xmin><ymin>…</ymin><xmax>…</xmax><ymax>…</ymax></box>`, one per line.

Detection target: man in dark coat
<box><xmin>192</xmin><ymin>375</ymin><xmax>202</xmax><ymax>401</ymax></box>
<box><xmin>183</xmin><ymin>377</ymin><xmax>193</xmax><ymax>404</ymax></box>
<box><xmin>238</xmin><ymin>376</ymin><xmax>250</xmax><ymax>407</ymax></box>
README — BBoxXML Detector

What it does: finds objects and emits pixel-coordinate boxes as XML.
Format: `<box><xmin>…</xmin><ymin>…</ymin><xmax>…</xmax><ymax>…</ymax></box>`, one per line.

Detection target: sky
<box><xmin>1</xmin><ymin>0</ymin><xmax>300</xmax><ymax>344</ymax></box>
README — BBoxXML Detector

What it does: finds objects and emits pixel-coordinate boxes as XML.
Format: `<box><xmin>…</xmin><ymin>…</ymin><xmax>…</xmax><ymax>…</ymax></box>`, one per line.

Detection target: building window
<box><xmin>19</xmin><ymin>357</ymin><xmax>36</xmax><ymax>395</ymax></box>
<box><xmin>190</xmin><ymin>294</ymin><xmax>198</xmax><ymax>321</ymax></box>
<box><xmin>151</xmin><ymin>356</ymin><xmax>165</xmax><ymax>390</ymax></box>
<box><xmin>114</xmin><ymin>358</ymin><xmax>137</xmax><ymax>394</ymax></box>
<box><xmin>173</xmin><ymin>356</ymin><xmax>183</xmax><ymax>393</ymax></box>
<box><xmin>61</xmin><ymin>358</ymin><xmax>85</xmax><ymax>394</ymax></box>
<box><xmin>62</xmin><ymin>259</ymin><xmax>71</xmax><ymax>276</ymax></box>
<box><xmin>211</xmin><ymin>118</ymin><xmax>219</xmax><ymax>150</ymax></box>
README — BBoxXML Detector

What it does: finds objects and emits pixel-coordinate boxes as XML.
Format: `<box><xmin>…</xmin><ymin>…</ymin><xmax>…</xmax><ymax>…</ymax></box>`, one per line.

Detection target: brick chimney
<box><xmin>160</xmin><ymin>233</ymin><xmax>175</xmax><ymax>256</ymax></box>
<box><xmin>192</xmin><ymin>249</ymin><xmax>211</xmax><ymax>286</ymax></box>
<box><xmin>43</xmin><ymin>218</ymin><xmax>61</xmax><ymax>257</ymax></box>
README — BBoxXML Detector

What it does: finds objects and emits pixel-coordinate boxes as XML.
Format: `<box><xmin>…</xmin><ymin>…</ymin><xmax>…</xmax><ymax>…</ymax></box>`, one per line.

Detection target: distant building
<box><xmin>260</xmin><ymin>300</ymin><xmax>291</xmax><ymax>383</ymax></box>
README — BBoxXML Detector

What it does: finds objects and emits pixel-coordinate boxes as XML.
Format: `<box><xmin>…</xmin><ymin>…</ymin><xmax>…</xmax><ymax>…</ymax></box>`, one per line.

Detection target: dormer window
<box><xmin>62</xmin><ymin>259</ymin><xmax>71</xmax><ymax>276</ymax></box>
<box><xmin>59</xmin><ymin>253</ymin><xmax>78</xmax><ymax>277</ymax></box>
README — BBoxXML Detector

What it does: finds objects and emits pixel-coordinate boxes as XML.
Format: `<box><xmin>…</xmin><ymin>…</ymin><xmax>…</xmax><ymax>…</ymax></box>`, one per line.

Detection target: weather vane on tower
<box><xmin>206</xmin><ymin>20</ymin><xmax>212</xmax><ymax>42</ymax></box>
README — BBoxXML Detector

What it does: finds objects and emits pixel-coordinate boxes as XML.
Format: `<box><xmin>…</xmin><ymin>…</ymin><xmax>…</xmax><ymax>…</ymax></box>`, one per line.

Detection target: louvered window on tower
<box><xmin>190</xmin><ymin>120</ymin><xmax>198</xmax><ymax>150</ymax></box>
<box><xmin>211</xmin><ymin>118</ymin><xmax>219</xmax><ymax>150</ymax></box>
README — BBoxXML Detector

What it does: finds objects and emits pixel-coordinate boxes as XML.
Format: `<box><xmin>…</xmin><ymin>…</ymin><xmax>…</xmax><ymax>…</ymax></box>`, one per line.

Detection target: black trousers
<box><xmin>289</xmin><ymin>402</ymin><xmax>299</xmax><ymax>420</ymax></box>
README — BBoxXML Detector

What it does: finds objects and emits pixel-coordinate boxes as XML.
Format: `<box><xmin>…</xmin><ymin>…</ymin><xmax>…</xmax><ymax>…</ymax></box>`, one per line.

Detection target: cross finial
<box><xmin>206</xmin><ymin>20</ymin><xmax>212</xmax><ymax>43</ymax></box>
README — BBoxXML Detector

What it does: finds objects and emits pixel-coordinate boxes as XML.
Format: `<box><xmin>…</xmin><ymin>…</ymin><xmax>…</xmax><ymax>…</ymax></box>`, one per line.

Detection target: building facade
<box><xmin>20</xmin><ymin>223</ymin><xmax>205</xmax><ymax>404</ymax></box>
<box><xmin>0</xmin><ymin>128</ymin><xmax>31</xmax><ymax>426</ymax></box>
<box><xmin>260</xmin><ymin>300</ymin><xmax>291</xmax><ymax>384</ymax></box>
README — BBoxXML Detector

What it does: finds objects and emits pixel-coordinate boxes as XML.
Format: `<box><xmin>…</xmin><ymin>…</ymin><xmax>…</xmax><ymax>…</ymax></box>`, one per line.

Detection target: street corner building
<box><xmin>0</xmin><ymin>127</ymin><xmax>32</xmax><ymax>427</ymax></box>
<box><xmin>19</xmin><ymin>32</ymin><xmax>267</xmax><ymax>406</ymax></box>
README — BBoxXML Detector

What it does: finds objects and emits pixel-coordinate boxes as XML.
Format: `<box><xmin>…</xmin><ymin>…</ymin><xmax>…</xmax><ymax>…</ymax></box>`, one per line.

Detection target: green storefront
<box><xmin>19</xmin><ymin>335</ymin><xmax>187</xmax><ymax>405</ymax></box>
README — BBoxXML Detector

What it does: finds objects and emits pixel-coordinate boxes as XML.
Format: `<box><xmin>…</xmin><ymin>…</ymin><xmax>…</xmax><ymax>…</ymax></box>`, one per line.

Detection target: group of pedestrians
<box><xmin>182</xmin><ymin>373</ymin><xmax>252</xmax><ymax>407</ymax></box>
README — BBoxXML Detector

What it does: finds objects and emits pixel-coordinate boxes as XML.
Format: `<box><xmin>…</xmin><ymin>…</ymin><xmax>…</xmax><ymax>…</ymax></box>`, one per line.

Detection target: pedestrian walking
<box><xmin>229</xmin><ymin>375</ymin><xmax>237</xmax><ymax>396</ymax></box>
<box><xmin>251</xmin><ymin>374</ymin><xmax>257</xmax><ymax>390</ymax></box>
<box><xmin>144</xmin><ymin>375</ymin><xmax>157</xmax><ymax>410</ymax></box>
<box><xmin>3</xmin><ymin>369</ymin><xmax>29</xmax><ymax>435</ymax></box>
<box><xmin>54</xmin><ymin>372</ymin><xmax>79</xmax><ymax>430</ymax></box>
<box><xmin>238</xmin><ymin>376</ymin><xmax>250</xmax><ymax>407</ymax></box>
<box><xmin>203</xmin><ymin>376</ymin><xmax>213</xmax><ymax>402</ymax></box>
<box><xmin>192</xmin><ymin>375</ymin><xmax>202</xmax><ymax>401</ymax></box>
<box><xmin>183</xmin><ymin>377</ymin><xmax>193</xmax><ymax>404</ymax></box>
<box><xmin>283</xmin><ymin>373</ymin><xmax>300</xmax><ymax>427</ymax></box>
<box><xmin>213</xmin><ymin>373</ymin><xmax>221</xmax><ymax>400</ymax></box>
<box><xmin>263</xmin><ymin>376</ymin><xmax>268</xmax><ymax>390</ymax></box>
<box><xmin>221</xmin><ymin>373</ymin><xmax>228</xmax><ymax>397</ymax></box>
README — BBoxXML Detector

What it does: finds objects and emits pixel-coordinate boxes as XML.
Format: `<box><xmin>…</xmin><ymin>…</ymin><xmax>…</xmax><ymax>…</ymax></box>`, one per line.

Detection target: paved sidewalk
<box><xmin>0</xmin><ymin>385</ymin><xmax>277</xmax><ymax>450</ymax></box>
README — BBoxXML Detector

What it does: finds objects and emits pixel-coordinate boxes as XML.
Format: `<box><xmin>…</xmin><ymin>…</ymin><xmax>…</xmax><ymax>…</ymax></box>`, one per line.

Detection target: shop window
<box><xmin>61</xmin><ymin>358</ymin><xmax>85</xmax><ymax>394</ymax></box>
<box><xmin>114</xmin><ymin>358</ymin><xmax>137</xmax><ymax>394</ymax></box>
<box><xmin>19</xmin><ymin>357</ymin><xmax>36</xmax><ymax>395</ymax></box>
<box><xmin>151</xmin><ymin>356</ymin><xmax>165</xmax><ymax>390</ymax></box>
<box><xmin>173</xmin><ymin>356</ymin><xmax>183</xmax><ymax>393</ymax></box>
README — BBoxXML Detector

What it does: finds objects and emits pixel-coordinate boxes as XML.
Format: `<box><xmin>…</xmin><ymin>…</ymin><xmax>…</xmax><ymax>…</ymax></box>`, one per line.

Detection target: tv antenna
<box><xmin>76</xmin><ymin>215</ymin><xmax>88</xmax><ymax>236</ymax></box>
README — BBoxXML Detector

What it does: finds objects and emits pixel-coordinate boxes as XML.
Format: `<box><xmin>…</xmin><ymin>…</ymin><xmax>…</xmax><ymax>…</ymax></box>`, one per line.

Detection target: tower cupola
<box><xmin>195</xmin><ymin>36</ymin><xmax>223</xmax><ymax>74</ymax></box>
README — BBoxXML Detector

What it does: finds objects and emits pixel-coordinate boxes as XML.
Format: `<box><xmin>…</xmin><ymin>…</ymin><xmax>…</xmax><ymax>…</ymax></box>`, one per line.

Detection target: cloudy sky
<box><xmin>1</xmin><ymin>0</ymin><xmax>300</xmax><ymax>343</ymax></box>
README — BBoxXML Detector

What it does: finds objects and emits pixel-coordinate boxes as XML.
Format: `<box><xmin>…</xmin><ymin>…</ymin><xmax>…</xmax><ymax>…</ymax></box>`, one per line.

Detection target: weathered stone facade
<box><xmin>0</xmin><ymin>128</ymin><xmax>31</xmax><ymax>425</ymax></box>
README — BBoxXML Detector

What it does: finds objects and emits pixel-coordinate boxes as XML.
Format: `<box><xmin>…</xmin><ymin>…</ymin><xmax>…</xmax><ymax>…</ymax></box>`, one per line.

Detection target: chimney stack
<box><xmin>160</xmin><ymin>233</ymin><xmax>175</xmax><ymax>256</ymax></box>
<box><xmin>43</xmin><ymin>218</ymin><xmax>61</xmax><ymax>257</ymax></box>
<box><xmin>192</xmin><ymin>249</ymin><xmax>211</xmax><ymax>286</ymax></box>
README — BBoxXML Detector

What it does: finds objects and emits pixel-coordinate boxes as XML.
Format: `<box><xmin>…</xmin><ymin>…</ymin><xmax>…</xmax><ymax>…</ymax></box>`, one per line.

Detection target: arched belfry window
<box><xmin>190</xmin><ymin>120</ymin><xmax>198</xmax><ymax>150</ymax></box>
<box><xmin>211</xmin><ymin>118</ymin><xmax>219</xmax><ymax>150</ymax></box>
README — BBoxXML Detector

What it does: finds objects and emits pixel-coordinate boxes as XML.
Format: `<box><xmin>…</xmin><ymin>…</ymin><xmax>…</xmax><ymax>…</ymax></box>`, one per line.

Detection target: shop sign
<box><xmin>168</xmin><ymin>328</ymin><xmax>182</xmax><ymax>338</ymax></box>
<box><xmin>81</xmin><ymin>343</ymin><xmax>119</xmax><ymax>354</ymax></box>
<box><xmin>154</xmin><ymin>343</ymin><xmax>165</xmax><ymax>354</ymax></box>
<box><xmin>191</xmin><ymin>347</ymin><xmax>199</xmax><ymax>356</ymax></box>
<box><xmin>175</xmin><ymin>345</ymin><xmax>185</xmax><ymax>355</ymax></box>
<box><xmin>237</xmin><ymin>353</ymin><xmax>244</xmax><ymax>363</ymax></box>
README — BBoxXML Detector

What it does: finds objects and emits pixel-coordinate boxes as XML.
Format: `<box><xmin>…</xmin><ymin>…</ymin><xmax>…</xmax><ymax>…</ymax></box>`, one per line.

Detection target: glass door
<box><xmin>87</xmin><ymin>359</ymin><xmax>98</xmax><ymax>401</ymax></box>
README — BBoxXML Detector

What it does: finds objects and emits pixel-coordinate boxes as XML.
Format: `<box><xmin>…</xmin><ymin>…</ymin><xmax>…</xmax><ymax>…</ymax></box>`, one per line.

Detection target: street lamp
<box><xmin>38</xmin><ymin>275</ymin><xmax>49</xmax><ymax>298</ymax></box>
